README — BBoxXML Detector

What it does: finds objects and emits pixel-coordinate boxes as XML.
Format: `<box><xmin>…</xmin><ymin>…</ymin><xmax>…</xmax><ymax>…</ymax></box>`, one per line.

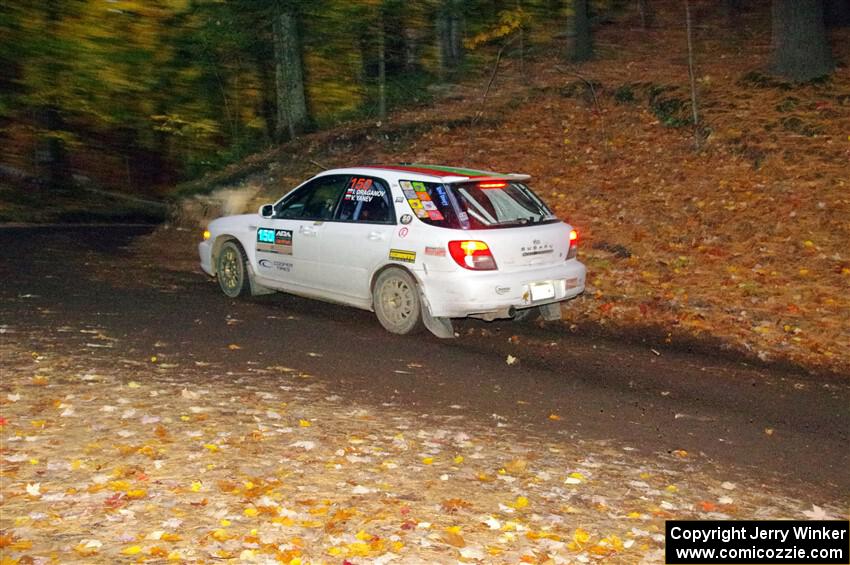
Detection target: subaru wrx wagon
<box><xmin>198</xmin><ymin>165</ymin><xmax>586</xmax><ymax>338</ymax></box>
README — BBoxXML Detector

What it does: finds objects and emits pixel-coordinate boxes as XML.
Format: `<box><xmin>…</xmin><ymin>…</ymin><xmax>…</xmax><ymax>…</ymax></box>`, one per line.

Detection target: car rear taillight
<box><xmin>448</xmin><ymin>240</ymin><xmax>498</xmax><ymax>270</ymax></box>
<box><xmin>567</xmin><ymin>229</ymin><xmax>578</xmax><ymax>260</ymax></box>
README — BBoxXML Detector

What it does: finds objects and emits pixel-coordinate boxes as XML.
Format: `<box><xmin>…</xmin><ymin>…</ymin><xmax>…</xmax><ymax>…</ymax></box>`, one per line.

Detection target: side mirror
<box><xmin>259</xmin><ymin>204</ymin><xmax>274</xmax><ymax>218</ymax></box>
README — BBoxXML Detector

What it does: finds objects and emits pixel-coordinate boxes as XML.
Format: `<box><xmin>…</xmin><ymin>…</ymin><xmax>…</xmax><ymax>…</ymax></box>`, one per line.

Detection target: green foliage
<box><xmin>739</xmin><ymin>71</ymin><xmax>794</xmax><ymax>91</ymax></box>
<box><xmin>775</xmin><ymin>96</ymin><xmax>800</xmax><ymax>112</ymax></box>
<box><xmin>1</xmin><ymin>0</ymin><xmax>613</xmax><ymax>193</ymax></box>
<box><xmin>614</xmin><ymin>84</ymin><xmax>636</xmax><ymax>104</ymax></box>
<box><xmin>646</xmin><ymin>85</ymin><xmax>692</xmax><ymax>127</ymax></box>
<box><xmin>779</xmin><ymin>116</ymin><xmax>823</xmax><ymax>137</ymax></box>
<box><xmin>466</xmin><ymin>6</ymin><xmax>528</xmax><ymax>49</ymax></box>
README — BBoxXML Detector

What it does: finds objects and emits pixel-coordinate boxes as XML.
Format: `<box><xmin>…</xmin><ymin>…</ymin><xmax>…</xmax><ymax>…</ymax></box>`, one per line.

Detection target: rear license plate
<box><xmin>530</xmin><ymin>281</ymin><xmax>555</xmax><ymax>301</ymax></box>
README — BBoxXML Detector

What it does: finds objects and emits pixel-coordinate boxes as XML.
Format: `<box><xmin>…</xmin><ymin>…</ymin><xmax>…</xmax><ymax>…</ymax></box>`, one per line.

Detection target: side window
<box><xmin>399</xmin><ymin>179</ymin><xmax>462</xmax><ymax>229</ymax></box>
<box><xmin>276</xmin><ymin>175</ymin><xmax>350</xmax><ymax>220</ymax></box>
<box><xmin>335</xmin><ymin>176</ymin><xmax>394</xmax><ymax>224</ymax></box>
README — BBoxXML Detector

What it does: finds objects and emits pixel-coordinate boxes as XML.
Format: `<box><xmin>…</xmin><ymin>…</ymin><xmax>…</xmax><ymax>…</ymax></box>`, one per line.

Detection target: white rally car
<box><xmin>199</xmin><ymin>164</ymin><xmax>586</xmax><ymax>338</ymax></box>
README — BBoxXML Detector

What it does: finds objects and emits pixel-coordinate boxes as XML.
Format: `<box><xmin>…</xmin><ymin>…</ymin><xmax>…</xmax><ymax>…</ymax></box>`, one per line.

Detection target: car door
<box><xmin>320</xmin><ymin>175</ymin><xmax>397</xmax><ymax>302</ymax></box>
<box><xmin>255</xmin><ymin>174</ymin><xmax>349</xmax><ymax>291</ymax></box>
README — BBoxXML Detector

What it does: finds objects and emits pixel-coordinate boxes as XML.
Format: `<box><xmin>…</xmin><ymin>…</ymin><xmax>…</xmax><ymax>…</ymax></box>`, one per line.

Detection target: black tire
<box><xmin>216</xmin><ymin>240</ymin><xmax>250</xmax><ymax>298</ymax></box>
<box><xmin>372</xmin><ymin>268</ymin><xmax>424</xmax><ymax>335</ymax></box>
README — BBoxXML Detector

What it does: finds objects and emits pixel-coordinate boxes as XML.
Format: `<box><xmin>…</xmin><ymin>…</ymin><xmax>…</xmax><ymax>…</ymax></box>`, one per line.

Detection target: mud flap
<box><xmin>539</xmin><ymin>302</ymin><xmax>563</xmax><ymax>321</ymax></box>
<box><xmin>420</xmin><ymin>294</ymin><xmax>455</xmax><ymax>339</ymax></box>
<box><xmin>247</xmin><ymin>265</ymin><xmax>276</xmax><ymax>296</ymax></box>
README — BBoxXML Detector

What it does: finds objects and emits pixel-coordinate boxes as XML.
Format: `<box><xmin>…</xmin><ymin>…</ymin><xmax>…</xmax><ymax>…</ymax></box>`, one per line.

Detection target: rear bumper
<box><xmin>199</xmin><ymin>240</ymin><xmax>213</xmax><ymax>276</ymax></box>
<box><xmin>419</xmin><ymin>260</ymin><xmax>586</xmax><ymax>318</ymax></box>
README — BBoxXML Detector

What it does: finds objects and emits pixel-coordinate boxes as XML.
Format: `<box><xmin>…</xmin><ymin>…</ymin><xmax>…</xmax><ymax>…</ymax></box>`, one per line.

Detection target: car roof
<box><xmin>321</xmin><ymin>164</ymin><xmax>530</xmax><ymax>183</ymax></box>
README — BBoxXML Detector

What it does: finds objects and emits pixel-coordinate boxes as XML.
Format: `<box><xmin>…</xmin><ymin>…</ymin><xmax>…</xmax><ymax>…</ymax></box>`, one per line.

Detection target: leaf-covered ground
<box><xmin>157</xmin><ymin>4</ymin><xmax>850</xmax><ymax>376</ymax></box>
<box><xmin>0</xmin><ymin>325</ymin><xmax>845</xmax><ymax>564</ymax></box>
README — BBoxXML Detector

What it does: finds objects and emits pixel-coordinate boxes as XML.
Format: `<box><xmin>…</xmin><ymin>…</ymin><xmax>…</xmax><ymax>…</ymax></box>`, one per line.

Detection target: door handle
<box><xmin>300</xmin><ymin>226</ymin><xmax>317</xmax><ymax>236</ymax></box>
<box><xmin>367</xmin><ymin>231</ymin><xmax>385</xmax><ymax>241</ymax></box>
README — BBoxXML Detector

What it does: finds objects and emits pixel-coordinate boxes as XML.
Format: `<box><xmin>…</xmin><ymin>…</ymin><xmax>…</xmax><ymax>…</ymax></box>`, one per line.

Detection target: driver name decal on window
<box><xmin>256</xmin><ymin>228</ymin><xmax>293</xmax><ymax>255</ymax></box>
<box><xmin>344</xmin><ymin>177</ymin><xmax>384</xmax><ymax>202</ymax></box>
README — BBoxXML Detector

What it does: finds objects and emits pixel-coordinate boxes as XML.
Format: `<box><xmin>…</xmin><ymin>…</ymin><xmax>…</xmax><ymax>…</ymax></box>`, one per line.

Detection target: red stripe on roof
<box><xmin>361</xmin><ymin>165</ymin><xmax>489</xmax><ymax>178</ymax></box>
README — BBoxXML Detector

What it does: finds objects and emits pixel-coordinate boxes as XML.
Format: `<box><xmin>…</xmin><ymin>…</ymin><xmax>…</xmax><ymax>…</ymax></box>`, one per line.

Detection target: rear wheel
<box><xmin>216</xmin><ymin>240</ymin><xmax>250</xmax><ymax>298</ymax></box>
<box><xmin>373</xmin><ymin>268</ymin><xmax>424</xmax><ymax>335</ymax></box>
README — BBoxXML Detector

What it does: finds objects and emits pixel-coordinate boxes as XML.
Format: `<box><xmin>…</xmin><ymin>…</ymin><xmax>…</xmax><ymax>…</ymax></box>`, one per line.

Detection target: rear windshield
<box><xmin>399</xmin><ymin>179</ymin><xmax>557</xmax><ymax>229</ymax></box>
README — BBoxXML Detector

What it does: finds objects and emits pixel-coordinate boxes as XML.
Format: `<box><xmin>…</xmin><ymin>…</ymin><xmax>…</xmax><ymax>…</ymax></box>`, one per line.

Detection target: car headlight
<box><xmin>203</xmin><ymin>229</ymin><xmax>211</xmax><ymax>241</ymax></box>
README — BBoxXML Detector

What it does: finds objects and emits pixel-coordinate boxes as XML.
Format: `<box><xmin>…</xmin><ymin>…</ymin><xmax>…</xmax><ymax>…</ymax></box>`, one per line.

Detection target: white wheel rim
<box><xmin>379</xmin><ymin>276</ymin><xmax>415</xmax><ymax>326</ymax></box>
<box><xmin>219</xmin><ymin>247</ymin><xmax>242</xmax><ymax>294</ymax></box>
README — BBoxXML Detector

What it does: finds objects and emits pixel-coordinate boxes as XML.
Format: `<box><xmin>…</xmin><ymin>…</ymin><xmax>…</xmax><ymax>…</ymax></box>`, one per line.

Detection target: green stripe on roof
<box><xmin>407</xmin><ymin>164</ymin><xmax>502</xmax><ymax>177</ymax></box>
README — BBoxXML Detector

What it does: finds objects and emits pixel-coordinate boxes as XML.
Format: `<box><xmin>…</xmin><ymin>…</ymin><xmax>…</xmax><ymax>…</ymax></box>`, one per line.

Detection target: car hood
<box><xmin>209</xmin><ymin>214</ymin><xmax>256</xmax><ymax>232</ymax></box>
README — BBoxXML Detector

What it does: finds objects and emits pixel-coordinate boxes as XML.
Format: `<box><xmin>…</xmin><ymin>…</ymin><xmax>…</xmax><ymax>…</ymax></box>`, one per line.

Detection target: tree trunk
<box><xmin>638</xmin><ymin>0</ymin><xmax>654</xmax><ymax>28</ymax></box>
<box><xmin>824</xmin><ymin>0</ymin><xmax>850</xmax><ymax>27</ymax></box>
<box><xmin>448</xmin><ymin>3</ymin><xmax>463</xmax><ymax>67</ymax></box>
<box><xmin>436</xmin><ymin>0</ymin><xmax>464</xmax><ymax>76</ymax></box>
<box><xmin>571</xmin><ymin>0</ymin><xmax>593</xmax><ymax>62</ymax></box>
<box><xmin>685</xmin><ymin>1</ymin><xmax>699</xmax><ymax>131</ymax></box>
<box><xmin>378</xmin><ymin>14</ymin><xmax>386</xmax><ymax>120</ymax></box>
<box><xmin>403</xmin><ymin>26</ymin><xmax>419</xmax><ymax>72</ymax></box>
<box><xmin>41</xmin><ymin>107</ymin><xmax>69</xmax><ymax>192</ymax></box>
<box><xmin>771</xmin><ymin>0</ymin><xmax>834</xmax><ymax>81</ymax></box>
<box><xmin>273</xmin><ymin>0</ymin><xmax>309</xmax><ymax>141</ymax></box>
<box><xmin>254</xmin><ymin>53</ymin><xmax>277</xmax><ymax>144</ymax></box>
<box><xmin>725</xmin><ymin>0</ymin><xmax>743</xmax><ymax>14</ymax></box>
<box><xmin>725</xmin><ymin>0</ymin><xmax>744</xmax><ymax>31</ymax></box>
<box><xmin>41</xmin><ymin>0</ymin><xmax>69</xmax><ymax>191</ymax></box>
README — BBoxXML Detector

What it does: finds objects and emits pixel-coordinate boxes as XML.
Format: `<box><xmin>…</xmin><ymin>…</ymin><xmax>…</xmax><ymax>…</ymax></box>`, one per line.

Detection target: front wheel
<box><xmin>216</xmin><ymin>240</ymin><xmax>250</xmax><ymax>298</ymax></box>
<box><xmin>372</xmin><ymin>268</ymin><xmax>424</xmax><ymax>335</ymax></box>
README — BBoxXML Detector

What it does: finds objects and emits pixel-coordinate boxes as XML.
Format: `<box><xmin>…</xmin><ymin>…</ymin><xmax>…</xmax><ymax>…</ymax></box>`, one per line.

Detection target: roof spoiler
<box><xmin>440</xmin><ymin>173</ymin><xmax>532</xmax><ymax>184</ymax></box>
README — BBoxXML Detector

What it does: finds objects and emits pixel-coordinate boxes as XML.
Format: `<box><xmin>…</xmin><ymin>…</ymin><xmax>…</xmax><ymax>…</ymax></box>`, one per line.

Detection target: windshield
<box><xmin>400</xmin><ymin>179</ymin><xmax>557</xmax><ymax>229</ymax></box>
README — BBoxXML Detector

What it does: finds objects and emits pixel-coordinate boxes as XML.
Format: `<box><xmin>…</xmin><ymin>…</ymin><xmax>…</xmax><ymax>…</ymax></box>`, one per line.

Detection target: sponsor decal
<box><xmin>388</xmin><ymin>248</ymin><xmax>416</xmax><ymax>263</ymax></box>
<box><xmin>457</xmin><ymin>211</ymin><xmax>469</xmax><ymax>222</ymax></box>
<box><xmin>259</xmin><ymin>258</ymin><xmax>293</xmax><ymax>272</ymax></box>
<box><xmin>422</xmin><ymin>201</ymin><xmax>437</xmax><ymax>211</ymax></box>
<box><xmin>399</xmin><ymin>180</ymin><xmax>412</xmax><ymax>190</ymax></box>
<box><xmin>344</xmin><ymin>177</ymin><xmax>384</xmax><ymax>202</ymax></box>
<box><xmin>414</xmin><ymin>208</ymin><xmax>429</xmax><ymax>219</ymax></box>
<box><xmin>434</xmin><ymin>185</ymin><xmax>450</xmax><ymax>206</ymax></box>
<box><xmin>398</xmin><ymin>227</ymin><xmax>409</xmax><ymax>238</ymax></box>
<box><xmin>407</xmin><ymin>199</ymin><xmax>423</xmax><ymax>209</ymax></box>
<box><xmin>402</xmin><ymin>189</ymin><xmax>418</xmax><ymax>200</ymax></box>
<box><xmin>415</xmin><ymin>191</ymin><xmax>431</xmax><ymax>201</ymax></box>
<box><xmin>495</xmin><ymin>285</ymin><xmax>511</xmax><ymax>295</ymax></box>
<box><xmin>424</xmin><ymin>246</ymin><xmax>446</xmax><ymax>257</ymax></box>
<box><xmin>395</xmin><ymin>196</ymin><xmax>404</xmax><ymax>203</ymax></box>
<box><xmin>400</xmin><ymin>214</ymin><xmax>413</xmax><ymax>225</ymax></box>
<box><xmin>412</xmin><ymin>181</ymin><xmax>426</xmax><ymax>190</ymax></box>
<box><xmin>427</xmin><ymin>210</ymin><xmax>444</xmax><ymax>221</ymax></box>
<box><xmin>274</xmin><ymin>229</ymin><xmax>292</xmax><ymax>245</ymax></box>
<box><xmin>257</xmin><ymin>228</ymin><xmax>293</xmax><ymax>255</ymax></box>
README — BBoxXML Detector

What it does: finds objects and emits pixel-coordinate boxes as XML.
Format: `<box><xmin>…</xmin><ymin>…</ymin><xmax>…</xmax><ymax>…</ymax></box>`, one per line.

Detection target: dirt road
<box><xmin>0</xmin><ymin>226</ymin><xmax>847</xmax><ymax>563</ymax></box>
